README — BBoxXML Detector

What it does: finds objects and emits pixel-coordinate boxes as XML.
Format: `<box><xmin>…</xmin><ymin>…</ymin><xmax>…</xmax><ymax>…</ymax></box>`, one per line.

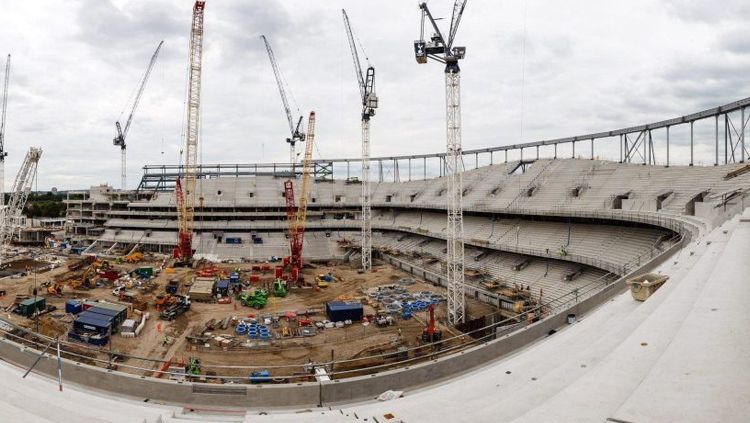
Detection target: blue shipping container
<box><xmin>73</xmin><ymin>312</ymin><xmax>113</xmax><ymax>335</ymax></box>
<box><xmin>86</xmin><ymin>307</ymin><xmax>125</xmax><ymax>331</ymax></box>
<box><xmin>65</xmin><ymin>299</ymin><xmax>82</xmax><ymax>314</ymax></box>
<box><xmin>326</xmin><ymin>301</ymin><xmax>364</xmax><ymax>322</ymax></box>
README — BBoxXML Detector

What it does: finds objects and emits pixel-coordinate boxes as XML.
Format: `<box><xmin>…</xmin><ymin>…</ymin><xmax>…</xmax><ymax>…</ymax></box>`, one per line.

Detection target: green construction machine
<box><xmin>273</xmin><ymin>279</ymin><xmax>287</xmax><ymax>297</ymax></box>
<box><xmin>185</xmin><ymin>357</ymin><xmax>201</xmax><ymax>377</ymax></box>
<box><xmin>238</xmin><ymin>289</ymin><xmax>268</xmax><ymax>309</ymax></box>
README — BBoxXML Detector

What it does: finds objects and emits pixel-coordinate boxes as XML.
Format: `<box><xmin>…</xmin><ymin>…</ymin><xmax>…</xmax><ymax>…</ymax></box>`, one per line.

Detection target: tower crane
<box><xmin>113</xmin><ymin>41</ymin><xmax>163</xmax><ymax>190</ymax></box>
<box><xmin>414</xmin><ymin>0</ymin><xmax>468</xmax><ymax>326</ymax></box>
<box><xmin>284</xmin><ymin>112</ymin><xmax>316</xmax><ymax>284</ymax></box>
<box><xmin>175</xmin><ymin>1</ymin><xmax>205</xmax><ymax>265</ymax></box>
<box><xmin>261</xmin><ymin>35</ymin><xmax>305</xmax><ymax>166</ymax></box>
<box><xmin>342</xmin><ymin>9</ymin><xmax>378</xmax><ymax>273</ymax></box>
<box><xmin>0</xmin><ymin>55</ymin><xmax>10</xmax><ymax>208</ymax></box>
<box><xmin>0</xmin><ymin>147</ymin><xmax>42</xmax><ymax>254</ymax></box>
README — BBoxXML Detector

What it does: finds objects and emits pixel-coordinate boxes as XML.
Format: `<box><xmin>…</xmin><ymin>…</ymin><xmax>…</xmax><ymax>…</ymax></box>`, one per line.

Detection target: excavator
<box><xmin>42</xmin><ymin>281</ymin><xmax>63</xmax><ymax>297</ymax></box>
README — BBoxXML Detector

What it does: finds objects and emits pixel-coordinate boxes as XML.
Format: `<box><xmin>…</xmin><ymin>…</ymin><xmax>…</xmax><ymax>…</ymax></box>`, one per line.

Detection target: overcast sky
<box><xmin>0</xmin><ymin>0</ymin><xmax>748</xmax><ymax>190</ymax></box>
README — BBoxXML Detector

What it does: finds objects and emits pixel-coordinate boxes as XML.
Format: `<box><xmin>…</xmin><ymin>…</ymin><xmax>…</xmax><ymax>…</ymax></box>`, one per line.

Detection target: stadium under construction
<box><xmin>0</xmin><ymin>1</ymin><xmax>748</xmax><ymax>422</ymax></box>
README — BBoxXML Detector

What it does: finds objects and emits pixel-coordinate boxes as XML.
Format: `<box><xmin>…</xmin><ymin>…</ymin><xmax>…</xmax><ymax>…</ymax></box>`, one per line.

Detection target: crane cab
<box><xmin>366</xmin><ymin>93</ymin><xmax>378</xmax><ymax>111</ymax></box>
<box><xmin>414</xmin><ymin>41</ymin><xmax>428</xmax><ymax>64</ymax></box>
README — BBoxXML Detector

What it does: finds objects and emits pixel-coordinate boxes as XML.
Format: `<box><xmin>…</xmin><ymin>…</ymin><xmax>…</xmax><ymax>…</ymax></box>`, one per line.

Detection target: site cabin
<box><xmin>69</xmin><ymin>311</ymin><xmax>113</xmax><ymax>345</ymax></box>
<box><xmin>16</xmin><ymin>297</ymin><xmax>46</xmax><ymax>318</ymax></box>
<box><xmin>189</xmin><ymin>278</ymin><xmax>216</xmax><ymax>301</ymax></box>
<box><xmin>326</xmin><ymin>301</ymin><xmax>364</xmax><ymax>322</ymax></box>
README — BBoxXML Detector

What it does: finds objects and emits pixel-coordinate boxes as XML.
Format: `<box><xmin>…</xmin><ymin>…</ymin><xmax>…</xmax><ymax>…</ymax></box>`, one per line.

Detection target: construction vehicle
<box><xmin>0</xmin><ymin>147</ymin><xmax>42</xmax><ymax>255</ymax></box>
<box><xmin>315</xmin><ymin>273</ymin><xmax>333</xmax><ymax>288</ymax></box>
<box><xmin>112</xmin><ymin>41</ymin><xmax>163</xmax><ymax>190</ymax></box>
<box><xmin>260</xmin><ymin>35</ymin><xmax>305</xmax><ymax>165</ymax></box>
<box><xmin>238</xmin><ymin>289</ymin><xmax>268</xmax><ymax>309</ymax></box>
<box><xmin>166</xmin><ymin>279</ymin><xmax>180</xmax><ymax>294</ymax></box>
<box><xmin>375</xmin><ymin>314</ymin><xmax>394</xmax><ymax>327</ymax></box>
<box><xmin>124</xmin><ymin>251</ymin><xmax>144</xmax><ymax>263</ymax></box>
<box><xmin>421</xmin><ymin>304</ymin><xmax>443</xmax><ymax>343</ymax></box>
<box><xmin>174</xmin><ymin>1</ymin><xmax>206</xmax><ymax>266</ymax></box>
<box><xmin>284</xmin><ymin>112</ymin><xmax>316</xmax><ymax>284</ymax></box>
<box><xmin>273</xmin><ymin>279</ymin><xmax>287</xmax><ymax>297</ymax></box>
<box><xmin>45</xmin><ymin>281</ymin><xmax>63</xmax><ymax>297</ymax></box>
<box><xmin>154</xmin><ymin>294</ymin><xmax>176</xmax><ymax>310</ymax></box>
<box><xmin>185</xmin><ymin>357</ymin><xmax>201</xmax><ymax>377</ymax></box>
<box><xmin>159</xmin><ymin>295</ymin><xmax>191</xmax><ymax>321</ymax></box>
<box><xmin>249</xmin><ymin>369</ymin><xmax>271</xmax><ymax>384</ymax></box>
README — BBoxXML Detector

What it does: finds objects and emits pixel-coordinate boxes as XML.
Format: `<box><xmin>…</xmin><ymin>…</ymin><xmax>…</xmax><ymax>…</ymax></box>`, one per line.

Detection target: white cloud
<box><xmin>0</xmin><ymin>0</ymin><xmax>748</xmax><ymax>191</ymax></box>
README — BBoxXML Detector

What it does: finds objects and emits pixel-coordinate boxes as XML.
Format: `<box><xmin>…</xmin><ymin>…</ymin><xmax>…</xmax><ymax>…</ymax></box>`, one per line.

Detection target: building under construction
<box><xmin>0</xmin><ymin>1</ymin><xmax>749</xmax><ymax>421</ymax></box>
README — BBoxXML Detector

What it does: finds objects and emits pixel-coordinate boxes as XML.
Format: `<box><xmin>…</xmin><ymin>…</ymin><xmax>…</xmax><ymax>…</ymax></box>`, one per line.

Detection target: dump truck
<box><xmin>159</xmin><ymin>295</ymin><xmax>191</xmax><ymax>321</ymax></box>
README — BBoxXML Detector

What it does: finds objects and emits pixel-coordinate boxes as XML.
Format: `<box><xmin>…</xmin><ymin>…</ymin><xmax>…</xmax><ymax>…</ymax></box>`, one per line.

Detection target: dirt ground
<box><xmin>0</xmin><ymin>252</ymin><xmax>496</xmax><ymax>380</ymax></box>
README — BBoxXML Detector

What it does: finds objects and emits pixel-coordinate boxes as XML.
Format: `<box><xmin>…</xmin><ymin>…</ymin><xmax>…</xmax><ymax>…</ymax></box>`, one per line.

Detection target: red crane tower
<box><xmin>175</xmin><ymin>1</ymin><xmax>205</xmax><ymax>265</ymax></box>
<box><xmin>284</xmin><ymin>112</ymin><xmax>316</xmax><ymax>283</ymax></box>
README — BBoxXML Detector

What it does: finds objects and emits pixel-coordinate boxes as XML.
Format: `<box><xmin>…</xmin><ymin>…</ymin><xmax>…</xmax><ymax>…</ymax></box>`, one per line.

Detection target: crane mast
<box><xmin>261</xmin><ymin>35</ymin><xmax>305</xmax><ymax>166</ymax></box>
<box><xmin>414</xmin><ymin>0</ymin><xmax>468</xmax><ymax>326</ymax></box>
<box><xmin>285</xmin><ymin>112</ymin><xmax>316</xmax><ymax>282</ymax></box>
<box><xmin>113</xmin><ymin>41</ymin><xmax>163</xmax><ymax>190</ymax></box>
<box><xmin>176</xmin><ymin>0</ymin><xmax>205</xmax><ymax>264</ymax></box>
<box><xmin>0</xmin><ymin>147</ymin><xmax>42</xmax><ymax>255</ymax></box>
<box><xmin>0</xmin><ymin>55</ymin><xmax>10</xmax><ymax>208</ymax></box>
<box><xmin>343</xmin><ymin>9</ymin><xmax>378</xmax><ymax>272</ymax></box>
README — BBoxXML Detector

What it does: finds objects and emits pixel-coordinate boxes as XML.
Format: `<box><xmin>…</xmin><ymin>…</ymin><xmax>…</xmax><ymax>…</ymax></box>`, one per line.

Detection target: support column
<box><xmin>715</xmin><ymin>115</ymin><xmax>719</xmax><ymax>166</ymax></box>
<box><xmin>536</xmin><ymin>145</ymin><xmax>539</xmax><ymax>160</ymax></box>
<box><xmin>690</xmin><ymin>121</ymin><xmax>694</xmax><ymax>166</ymax></box>
<box><xmin>666</xmin><ymin>127</ymin><xmax>670</xmax><ymax>167</ymax></box>
<box><xmin>619</xmin><ymin>134</ymin><xmax>623</xmax><ymax>163</ymax></box>
<box><xmin>742</xmin><ymin>107</ymin><xmax>746</xmax><ymax>163</ymax></box>
<box><xmin>408</xmin><ymin>158</ymin><xmax>412</xmax><ymax>181</ymax></box>
<box><xmin>590</xmin><ymin>138</ymin><xmax>594</xmax><ymax>160</ymax></box>
<box><xmin>423</xmin><ymin>157</ymin><xmax>427</xmax><ymax>179</ymax></box>
<box><xmin>554</xmin><ymin>143</ymin><xmax>557</xmax><ymax>159</ymax></box>
<box><xmin>725</xmin><ymin>114</ymin><xmax>729</xmax><ymax>164</ymax></box>
<box><xmin>572</xmin><ymin>141</ymin><xmax>576</xmax><ymax>158</ymax></box>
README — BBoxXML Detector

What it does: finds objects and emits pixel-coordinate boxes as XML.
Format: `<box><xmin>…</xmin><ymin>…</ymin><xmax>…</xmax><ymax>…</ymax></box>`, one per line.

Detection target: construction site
<box><xmin>0</xmin><ymin>1</ymin><xmax>749</xmax><ymax>421</ymax></box>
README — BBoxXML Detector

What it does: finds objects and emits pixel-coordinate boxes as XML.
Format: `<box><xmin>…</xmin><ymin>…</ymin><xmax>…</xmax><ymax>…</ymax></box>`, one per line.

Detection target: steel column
<box><xmin>742</xmin><ymin>107</ymin><xmax>746</xmax><ymax>163</ymax></box>
<box><xmin>715</xmin><ymin>115</ymin><xmax>719</xmax><ymax>166</ymax></box>
<box><xmin>690</xmin><ymin>121</ymin><xmax>694</xmax><ymax>166</ymax></box>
